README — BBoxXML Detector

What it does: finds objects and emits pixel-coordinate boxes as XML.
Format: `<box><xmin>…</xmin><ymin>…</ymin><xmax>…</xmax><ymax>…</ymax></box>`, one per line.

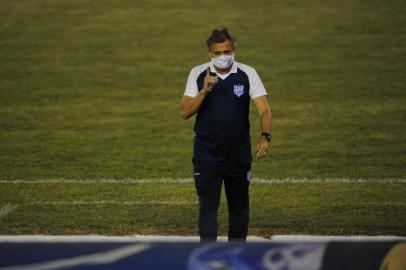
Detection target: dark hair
<box><xmin>206</xmin><ymin>27</ymin><xmax>236</xmax><ymax>51</ymax></box>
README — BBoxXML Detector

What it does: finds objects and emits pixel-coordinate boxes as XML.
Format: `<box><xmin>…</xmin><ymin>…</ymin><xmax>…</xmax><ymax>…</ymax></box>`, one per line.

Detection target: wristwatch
<box><xmin>261</xmin><ymin>132</ymin><xmax>272</xmax><ymax>142</ymax></box>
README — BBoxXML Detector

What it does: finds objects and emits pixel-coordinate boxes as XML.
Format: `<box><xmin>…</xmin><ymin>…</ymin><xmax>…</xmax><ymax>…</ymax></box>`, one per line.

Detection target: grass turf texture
<box><xmin>1</xmin><ymin>182</ymin><xmax>405</xmax><ymax>235</ymax></box>
<box><xmin>1</xmin><ymin>0</ymin><xmax>405</xmax><ymax>179</ymax></box>
<box><xmin>0</xmin><ymin>0</ymin><xmax>405</xmax><ymax>235</ymax></box>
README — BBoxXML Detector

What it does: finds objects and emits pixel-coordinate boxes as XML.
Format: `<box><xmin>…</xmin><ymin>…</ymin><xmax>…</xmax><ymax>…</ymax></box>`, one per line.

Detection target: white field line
<box><xmin>253</xmin><ymin>178</ymin><xmax>406</xmax><ymax>184</ymax></box>
<box><xmin>29</xmin><ymin>200</ymin><xmax>196</xmax><ymax>206</ymax></box>
<box><xmin>0</xmin><ymin>243</ymin><xmax>151</xmax><ymax>270</ymax></box>
<box><xmin>0</xmin><ymin>235</ymin><xmax>268</xmax><ymax>243</ymax></box>
<box><xmin>12</xmin><ymin>200</ymin><xmax>406</xmax><ymax>207</ymax></box>
<box><xmin>270</xmin><ymin>235</ymin><xmax>406</xmax><ymax>242</ymax></box>
<box><xmin>0</xmin><ymin>235</ymin><xmax>142</xmax><ymax>243</ymax></box>
<box><xmin>0</xmin><ymin>204</ymin><xmax>17</xmax><ymax>219</ymax></box>
<box><xmin>0</xmin><ymin>179</ymin><xmax>193</xmax><ymax>184</ymax></box>
<box><xmin>0</xmin><ymin>178</ymin><xmax>405</xmax><ymax>184</ymax></box>
<box><xmin>0</xmin><ymin>234</ymin><xmax>405</xmax><ymax>243</ymax></box>
<box><xmin>337</xmin><ymin>201</ymin><xmax>406</xmax><ymax>206</ymax></box>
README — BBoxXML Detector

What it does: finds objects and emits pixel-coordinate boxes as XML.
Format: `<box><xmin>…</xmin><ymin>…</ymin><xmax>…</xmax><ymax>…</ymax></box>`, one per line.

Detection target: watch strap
<box><xmin>261</xmin><ymin>132</ymin><xmax>272</xmax><ymax>142</ymax></box>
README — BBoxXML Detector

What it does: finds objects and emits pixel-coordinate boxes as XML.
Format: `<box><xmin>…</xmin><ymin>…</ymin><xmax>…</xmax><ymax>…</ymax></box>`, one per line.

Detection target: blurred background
<box><xmin>1</xmin><ymin>0</ymin><xmax>405</xmax><ymax>180</ymax></box>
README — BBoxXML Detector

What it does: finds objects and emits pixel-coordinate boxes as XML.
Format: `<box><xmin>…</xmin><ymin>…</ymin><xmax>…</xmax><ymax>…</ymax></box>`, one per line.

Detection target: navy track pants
<box><xmin>193</xmin><ymin>162</ymin><xmax>251</xmax><ymax>242</ymax></box>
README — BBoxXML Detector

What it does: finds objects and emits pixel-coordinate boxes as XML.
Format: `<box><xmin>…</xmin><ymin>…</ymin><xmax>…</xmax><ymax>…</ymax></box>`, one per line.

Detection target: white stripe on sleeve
<box><xmin>183</xmin><ymin>67</ymin><xmax>199</xmax><ymax>97</ymax></box>
<box><xmin>249</xmin><ymin>68</ymin><xmax>267</xmax><ymax>99</ymax></box>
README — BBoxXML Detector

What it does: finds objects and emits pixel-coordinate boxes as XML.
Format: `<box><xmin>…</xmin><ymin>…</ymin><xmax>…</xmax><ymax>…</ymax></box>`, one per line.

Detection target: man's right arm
<box><xmin>179</xmin><ymin>89</ymin><xmax>209</xmax><ymax>119</ymax></box>
<box><xmin>180</xmin><ymin>67</ymin><xmax>218</xmax><ymax>120</ymax></box>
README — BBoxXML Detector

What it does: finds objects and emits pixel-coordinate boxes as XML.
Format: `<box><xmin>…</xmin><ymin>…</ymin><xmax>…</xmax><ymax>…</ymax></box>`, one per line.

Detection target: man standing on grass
<box><xmin>180</xmin><ymin>27</ymin><xmax>272</xmax><ymax>241</ymax></box>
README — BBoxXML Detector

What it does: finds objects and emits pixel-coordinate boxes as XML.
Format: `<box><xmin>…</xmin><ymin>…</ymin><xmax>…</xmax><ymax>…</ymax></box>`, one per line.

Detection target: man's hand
<box><xmin>203</xmin><ymin>67</ymin><xmax>218</xmax><ymax>92</ymax></box>
<box><xmin>179</xmin><ymin>67</ymin><xmax>218</xmax><ymax>120</ymax></box>
<box><xmin>252</xmin><ymin>95</ymin><xmax>272</xmax><ymax>159</ymax></box>
<box><xmin>256</xmin><ymin>135</ymin><xmax>269</xmax><ymax>159</ymax></box>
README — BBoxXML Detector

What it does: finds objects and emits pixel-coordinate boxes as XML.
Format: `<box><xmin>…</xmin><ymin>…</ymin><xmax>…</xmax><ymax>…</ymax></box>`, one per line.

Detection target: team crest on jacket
<box><xmin>233</xmin><ymin>84</ymin><xmax>245</xmax><ymax>97</ymax></box>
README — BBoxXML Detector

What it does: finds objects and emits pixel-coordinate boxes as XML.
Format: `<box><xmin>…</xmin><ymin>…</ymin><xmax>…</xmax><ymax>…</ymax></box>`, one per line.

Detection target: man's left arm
<box><xmin>252</xmin><ymin>95</ymin><xmax>272</xmax><ymax>159</ymax></box>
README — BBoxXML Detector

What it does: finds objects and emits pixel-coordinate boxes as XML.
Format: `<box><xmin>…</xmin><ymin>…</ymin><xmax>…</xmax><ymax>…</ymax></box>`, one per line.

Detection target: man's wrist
<box><xmin>200</xmin><ymin>88</ymin><xmax>209</xmax><ymax>95</ymax></box>
<box><xmin>261</xmin><ymin>132</ymin><xmax>272</xmax><ymax>142</ymax></box>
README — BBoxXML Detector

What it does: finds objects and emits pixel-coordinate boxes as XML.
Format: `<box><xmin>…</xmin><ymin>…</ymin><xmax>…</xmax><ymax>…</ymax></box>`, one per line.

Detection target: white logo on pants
<box><xmin>246</xmin><ymin>170</ymin><xmax>252</xmax><ymax>182</ymax></box>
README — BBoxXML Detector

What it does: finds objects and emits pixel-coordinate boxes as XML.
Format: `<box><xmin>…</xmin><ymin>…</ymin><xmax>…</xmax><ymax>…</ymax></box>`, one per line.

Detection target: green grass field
<box><xmin>1</xmin><ymin>181</ymin><xmax>405</xmax><ymax>235</ymax></box>
<box><xmin>0</xmin><ymin>0</ymin><xmax>405</xmax><ymax>235</ymax></box>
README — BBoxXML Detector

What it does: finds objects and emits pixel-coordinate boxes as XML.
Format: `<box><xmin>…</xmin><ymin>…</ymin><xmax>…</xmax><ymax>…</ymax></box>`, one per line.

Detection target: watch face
<box><xmin>262</xmin><ymin>133</ymin><xmax>271</xmax><ymax>142</ymax></box>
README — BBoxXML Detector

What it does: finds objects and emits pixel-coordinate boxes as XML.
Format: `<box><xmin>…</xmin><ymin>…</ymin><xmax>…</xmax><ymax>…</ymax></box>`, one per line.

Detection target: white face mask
<box><xmin>211</xmin><ymin>53</ymin><xmax>234</xmax><ymax>69</ymax></box>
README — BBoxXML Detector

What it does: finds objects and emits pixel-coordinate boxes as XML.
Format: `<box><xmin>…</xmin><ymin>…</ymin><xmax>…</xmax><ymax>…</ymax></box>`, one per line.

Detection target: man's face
<box><xmin>208</xmin><ymin>40</ymin><xmax>235</xmax><ymax>58</ymax></box>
